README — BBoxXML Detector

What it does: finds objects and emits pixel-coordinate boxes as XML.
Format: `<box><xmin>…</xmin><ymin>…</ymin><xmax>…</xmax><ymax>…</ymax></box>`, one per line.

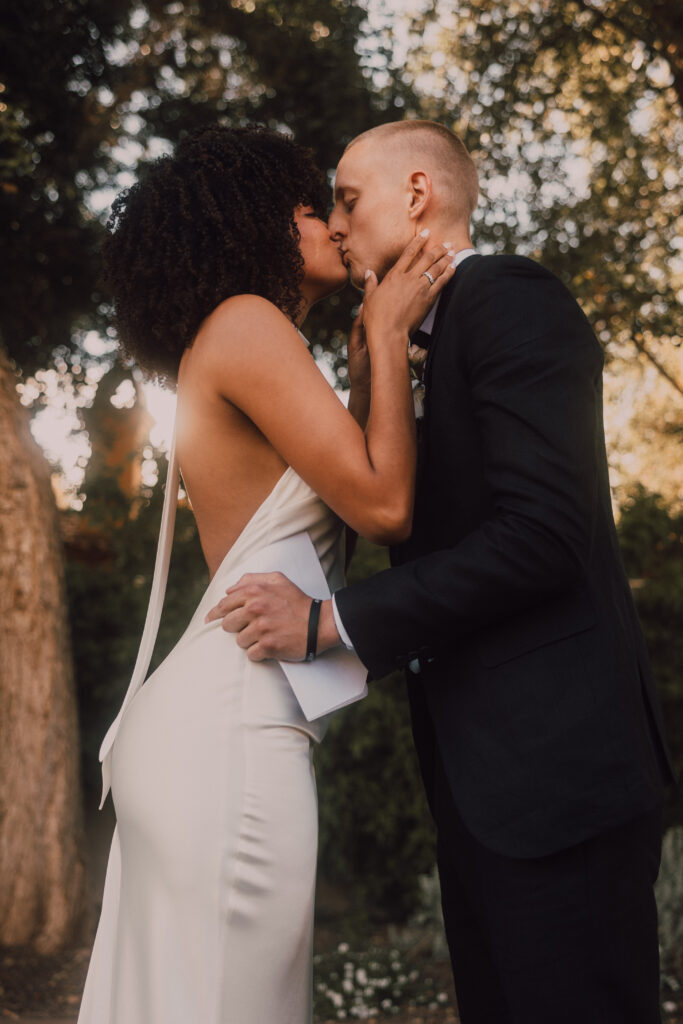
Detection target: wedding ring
<box><xmin>421</xmin><ymin>270</ymin><xmax>435</xmax><ymax>285</ymax></box>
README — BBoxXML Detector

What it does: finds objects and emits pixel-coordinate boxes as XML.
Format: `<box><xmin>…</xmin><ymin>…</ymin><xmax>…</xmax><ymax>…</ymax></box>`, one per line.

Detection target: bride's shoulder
<box><xmin>203</xmin><ymin>294</ymin><xmax>292</xmax><ymax>337</ymax></box>
<box><xmin>194</xmin><ymin>294</ymin><xmax>300</xmax><ymax>363</ymax></box>
<box><xmin>189</xmin><ymin>296</ymin><xmax>310</xmax><ymax>402</ymax></box>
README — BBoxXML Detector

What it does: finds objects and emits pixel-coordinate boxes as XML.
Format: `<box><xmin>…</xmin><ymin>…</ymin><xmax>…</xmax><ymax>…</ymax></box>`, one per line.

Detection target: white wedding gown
<box><xmin>78</xmin><ymin>455</ymin><xmax>348</xmax><ymax>1024</ymax></box>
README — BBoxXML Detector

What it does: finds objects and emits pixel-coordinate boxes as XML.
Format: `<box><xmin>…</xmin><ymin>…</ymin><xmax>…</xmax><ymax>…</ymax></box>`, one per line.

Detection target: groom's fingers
<box><xmin>204</xmin><ymin>572</ymin><xmax>311</xmax><ymax>662</ymax></box>
<box><xmin>234</xmin><ymin>619</ymin><xmax>264</xmax><ymax>650</ymax></box>
<box><xmin>204</xmin><ymin>591</ymin><xmax>244</xmax><ymax>624</ymax></box>
<box><xmin>204</xmin><ymin>572</ymin><xmax>284</xmax><ymax>624</ymax></box>
<box><xmin>219</xmin><ymin>607</ymin><xmax>251</xmax><ymax>633</ymax></box>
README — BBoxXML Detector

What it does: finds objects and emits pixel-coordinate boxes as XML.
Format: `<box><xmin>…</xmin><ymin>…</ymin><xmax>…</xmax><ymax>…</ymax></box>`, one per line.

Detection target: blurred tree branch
<box><xmin>574</xmin><ymin>0</ymin><xmax>683</xmax><ymax>104</ymax></box>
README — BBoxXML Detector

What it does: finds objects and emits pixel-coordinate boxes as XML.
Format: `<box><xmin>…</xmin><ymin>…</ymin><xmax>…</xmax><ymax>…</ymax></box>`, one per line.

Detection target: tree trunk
<box><xmin>0</xmin><ymin>348</ymin><xmax>86</xmax><ymax>953</ymax></box>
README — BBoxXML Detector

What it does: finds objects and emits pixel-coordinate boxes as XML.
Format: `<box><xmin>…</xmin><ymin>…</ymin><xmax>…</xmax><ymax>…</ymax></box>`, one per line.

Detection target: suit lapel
<box><xmin>416</xmin><ymin>254</ymin><xmax>482</xmax><ymax>487</ymax></box>
<box><xmin>423</xmin><ymin>253</ymin><xmax>482</xmax><ymax>389</ymax></box>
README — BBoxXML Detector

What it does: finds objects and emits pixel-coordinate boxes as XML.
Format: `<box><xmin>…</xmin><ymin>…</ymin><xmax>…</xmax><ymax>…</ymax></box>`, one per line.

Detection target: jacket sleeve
<box><xmin>333</xmin><ymin>258</ymin><xmax>605</xmax><ymax>680</ymax></box>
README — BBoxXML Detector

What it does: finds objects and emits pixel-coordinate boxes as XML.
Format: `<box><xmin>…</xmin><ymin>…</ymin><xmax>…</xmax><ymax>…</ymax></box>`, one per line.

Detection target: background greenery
<box><xmin>1</xmin><ymin>0</ymin><xmax>681</xmax><ymax>923</ymax></box>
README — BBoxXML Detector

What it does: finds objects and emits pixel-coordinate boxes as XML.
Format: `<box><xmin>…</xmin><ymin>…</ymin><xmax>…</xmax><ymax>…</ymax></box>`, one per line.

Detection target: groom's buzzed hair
<box><xmin>346</xmin><ymin>120</ymin><xmax>479</xmax><ymax>221</ymax></box>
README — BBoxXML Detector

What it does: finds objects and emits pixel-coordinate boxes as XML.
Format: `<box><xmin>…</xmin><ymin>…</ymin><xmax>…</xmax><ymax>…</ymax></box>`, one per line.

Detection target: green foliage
<box><xmin>0</xmin><ymin>0</ymin><xmax>134</xmax><ymax>372</ymax></box>
<box><xmin>127</xmin><ymin>0</ymin><xmax>398</xmax><ymax>165</ymax></box>
<box><xmin>315</xmin><ymin>677</ymin><xmax>436</xmax><ymax>923</ymax></box>
<box><xmin>393</xmin><ymin>0</ymin><xmax>681</xmax><ymax>396</ymax></box>
<box><xmin>617</xmin><ymin>487</ymin><xmax>683</xmax><ymax>702</ymax></box>
<box><xmin>616</xmin><ymin>487</ymin><xmax>683</xmax><ymax>829</ymax></box>
<box><xmin>0</xmin><ymin>0</ymin><xmax>402</xmax><ymax>380</ymax></box>
<box><xmin>315</xmin><ymin>538</ymin><xmax>436</xmax><ymax>923</ymax></box>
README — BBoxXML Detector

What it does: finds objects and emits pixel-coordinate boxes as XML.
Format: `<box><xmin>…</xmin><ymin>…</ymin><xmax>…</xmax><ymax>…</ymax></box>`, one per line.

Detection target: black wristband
<box><xmin>305</xmin><ymin>598</ymin><xmax>322</xmax><ymax>662</ymax></box>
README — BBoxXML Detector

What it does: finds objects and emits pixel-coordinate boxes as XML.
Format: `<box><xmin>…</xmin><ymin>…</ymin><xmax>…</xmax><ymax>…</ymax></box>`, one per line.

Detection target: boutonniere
<box><xmin>408</xmin><ymin>343</ymin><xmax>428</xmax><ymax>420</ymax></box>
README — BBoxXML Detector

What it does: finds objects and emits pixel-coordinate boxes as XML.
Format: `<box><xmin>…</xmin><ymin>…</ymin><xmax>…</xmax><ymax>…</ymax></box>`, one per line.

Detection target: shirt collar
<box><xmin>418</xmin><ymin>248</ymin><xmax>477</xmax><ymax>335</ymax></box>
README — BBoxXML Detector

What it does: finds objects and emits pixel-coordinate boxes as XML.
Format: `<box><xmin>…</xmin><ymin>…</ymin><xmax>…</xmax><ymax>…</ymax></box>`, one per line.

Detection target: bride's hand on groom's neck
<box><xmin>362</xmin><ymin>232</ymin><xmax>455</xmax><ymax>344</ymax></box>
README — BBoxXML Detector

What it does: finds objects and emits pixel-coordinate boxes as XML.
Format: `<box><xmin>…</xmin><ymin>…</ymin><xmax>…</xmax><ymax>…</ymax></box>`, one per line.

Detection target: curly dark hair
<box><xmin>103</xmin><ymin>125</ymin><xmax>329</xmax><ymax>383</ymax></box>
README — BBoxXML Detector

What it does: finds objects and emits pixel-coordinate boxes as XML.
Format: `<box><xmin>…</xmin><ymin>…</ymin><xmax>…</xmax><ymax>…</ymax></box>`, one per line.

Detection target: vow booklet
<box><xmin>237</xmin><ymin>531</ymin><xmax>368</xmax><ymax>721</ymax></box>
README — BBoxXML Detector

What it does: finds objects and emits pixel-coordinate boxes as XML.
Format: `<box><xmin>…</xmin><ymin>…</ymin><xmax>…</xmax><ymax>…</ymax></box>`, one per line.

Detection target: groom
<box><xmin>208</xmin><ymin>121</ymin><xmax>673</xmax><ymax>1022</ymax></box>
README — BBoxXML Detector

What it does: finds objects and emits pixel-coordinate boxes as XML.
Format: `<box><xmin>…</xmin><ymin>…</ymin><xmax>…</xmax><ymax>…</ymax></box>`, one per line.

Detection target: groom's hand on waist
<box><xmin>204</xmin><ymin>573</ymin><xmax>341</xmax><ymax>662</ymax></box>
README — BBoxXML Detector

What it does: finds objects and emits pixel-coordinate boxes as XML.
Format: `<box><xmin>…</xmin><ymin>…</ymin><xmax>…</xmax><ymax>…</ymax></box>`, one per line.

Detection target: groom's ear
<box><xmin>408</xmin><ymin>170</ymin><xmax>432</xmax><ymax>221</ymax></box>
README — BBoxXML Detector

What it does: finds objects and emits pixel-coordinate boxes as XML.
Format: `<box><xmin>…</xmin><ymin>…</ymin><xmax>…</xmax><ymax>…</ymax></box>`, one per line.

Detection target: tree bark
<box><xmin>0</xmin><ymin>347</ymin><xmax>86</xmax><ymax>953</ymax></box>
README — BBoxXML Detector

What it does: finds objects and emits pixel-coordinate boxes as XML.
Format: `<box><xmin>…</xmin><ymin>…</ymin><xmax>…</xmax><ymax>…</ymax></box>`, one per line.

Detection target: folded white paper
<box><xmin>236</xmin><ymin>531</ymin><xmax>368</xmax><ymax>721</ymax></box>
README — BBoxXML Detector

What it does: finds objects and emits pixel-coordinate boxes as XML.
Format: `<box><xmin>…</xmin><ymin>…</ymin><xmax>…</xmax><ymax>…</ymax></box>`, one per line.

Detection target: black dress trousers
<box><xmin>433</xmin><ymin>752</ymin><xmax>663</xmax><ymax>1024</ymax></box>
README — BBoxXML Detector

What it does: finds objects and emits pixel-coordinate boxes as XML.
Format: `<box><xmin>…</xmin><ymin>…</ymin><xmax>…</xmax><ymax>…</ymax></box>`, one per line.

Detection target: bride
<box><xmin>77</xmin><ymin>124</ymin><xmax>454</xmax><ymax>1024</ymax></box>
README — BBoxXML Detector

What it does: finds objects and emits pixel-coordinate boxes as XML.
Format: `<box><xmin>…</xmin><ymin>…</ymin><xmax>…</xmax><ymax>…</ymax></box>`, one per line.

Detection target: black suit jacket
<box><xmin>335</xmin><ymin>253</ymin><xmax>673</xmax><ymax>858</ymax></box>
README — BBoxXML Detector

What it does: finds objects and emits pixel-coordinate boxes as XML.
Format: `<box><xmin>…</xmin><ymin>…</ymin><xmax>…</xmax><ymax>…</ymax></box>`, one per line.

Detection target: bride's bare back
<box><xmin>176</xmin><ymin>329</ymin><xmax>290</xmax><ymax>579</ymax></box>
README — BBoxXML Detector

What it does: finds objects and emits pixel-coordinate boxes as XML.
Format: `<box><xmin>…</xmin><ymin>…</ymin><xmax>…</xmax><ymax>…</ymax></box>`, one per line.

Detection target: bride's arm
<box><xmin>346</xmin><ymin>302</ymin><xmax>371</xmax><ymax>430</ymax></box>
<box><xmin>343</xmin><ymin>300</ymin><xmax>383</xmax><ymax>563</ymax></box>
<box><xmin>201</xmin><ymin>234</ymin><xmax>454</xmax><ymax>545</ymax></box>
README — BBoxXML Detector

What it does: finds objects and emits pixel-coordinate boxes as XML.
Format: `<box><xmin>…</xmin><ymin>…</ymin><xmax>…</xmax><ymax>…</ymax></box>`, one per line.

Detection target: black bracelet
<box><xmin>305</xmin><ymin>598</ymin><xmax>322</xmax><ymax>662</ymax></box>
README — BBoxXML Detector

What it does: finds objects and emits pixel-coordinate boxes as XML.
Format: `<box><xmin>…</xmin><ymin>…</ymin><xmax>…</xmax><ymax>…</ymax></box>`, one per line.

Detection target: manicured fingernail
<box><xmin>443</xmin><ymin>241</ymin><xmax>452</xmax><ymax>249</ymax></box>
<box><xmin>450</xmin><ymin>258</ymin><xmax>458</xmax><ymax>268</ymax></box>
<box><xmin>364</xmin><ymin>269</ymin><xmax>371</xmax><ymax>279</ymax></box>
<box><xmin>419</xmin><ymin>228</ymin><xmax>430</xmax><ymax>237</ymax></box>
<box><xmin>448</xmin><ymin>250</ymin><xmax>456</xmax><ymax>259</ymax></box>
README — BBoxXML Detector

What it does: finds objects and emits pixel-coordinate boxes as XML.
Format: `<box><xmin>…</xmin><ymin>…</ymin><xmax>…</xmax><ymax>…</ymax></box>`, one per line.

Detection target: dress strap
<box><xmin>126</xmin><ymin>424</ymin><xmax>179</xmax><ymax>701</ymax></box>
<box><xmin>98</xmin><ymin>423</ymin><xmax>179</xmax><ymax>806</ymax></box>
